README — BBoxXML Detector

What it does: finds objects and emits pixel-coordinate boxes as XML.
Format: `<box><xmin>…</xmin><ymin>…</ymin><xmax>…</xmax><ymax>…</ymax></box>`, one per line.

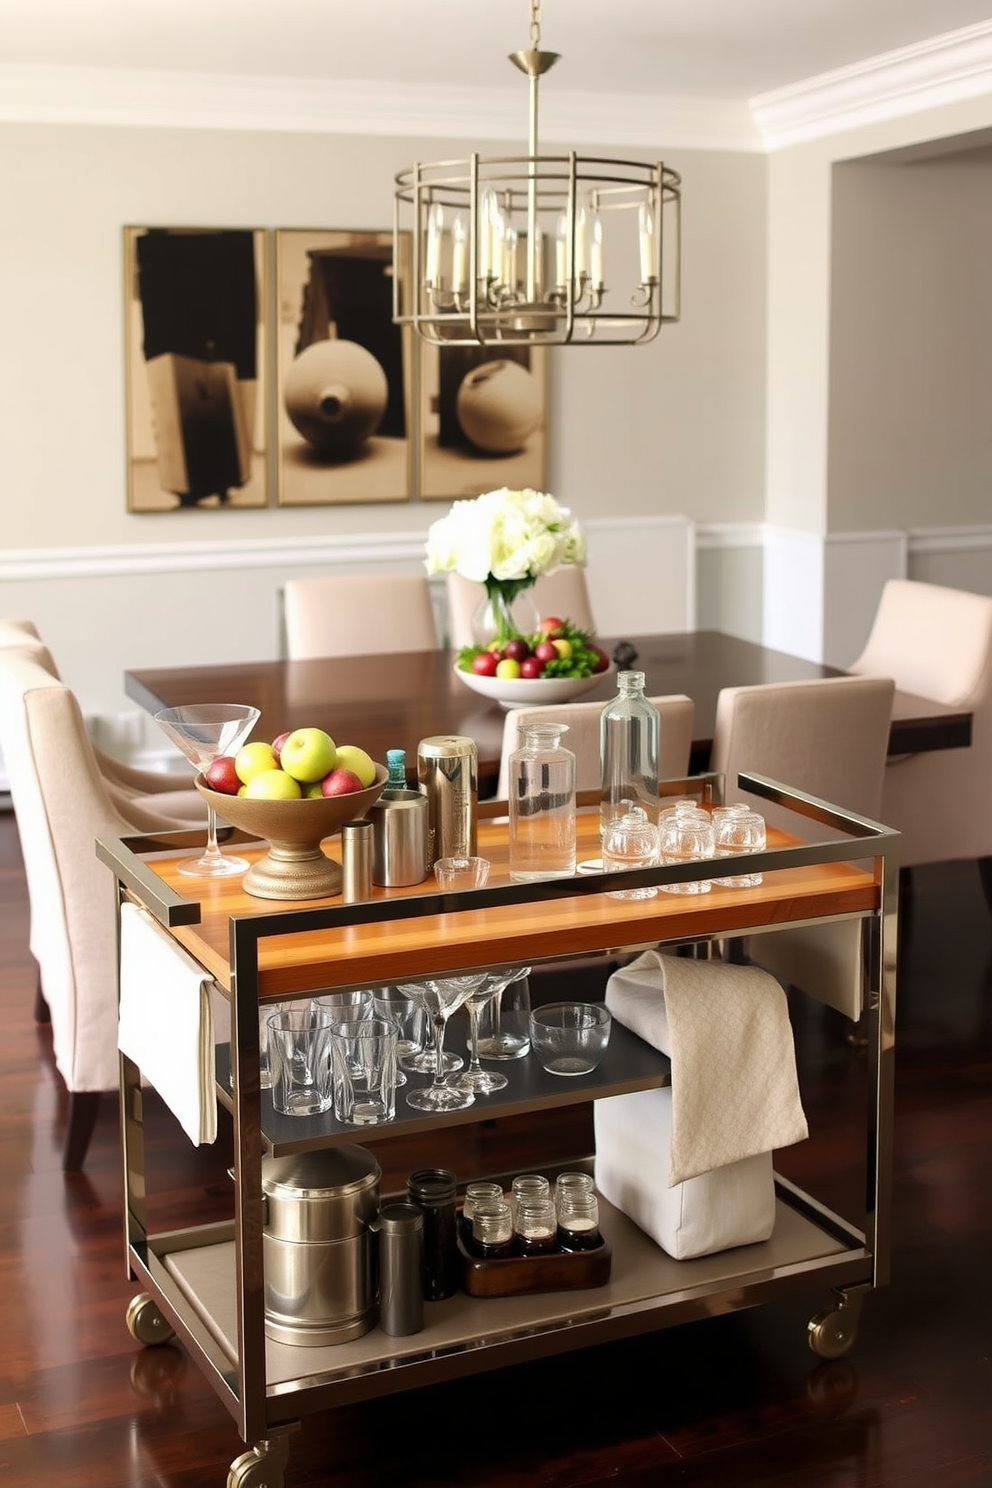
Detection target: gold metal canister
<box><xmin>416</xmin><ymin>735</ymin><xmax>478</xmax><ymax>866</ymax></box>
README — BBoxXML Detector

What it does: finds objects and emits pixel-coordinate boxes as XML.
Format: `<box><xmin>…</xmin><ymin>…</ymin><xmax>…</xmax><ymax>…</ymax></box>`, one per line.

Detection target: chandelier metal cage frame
<box><xmin>393</xmin><ymin>2</ymin><xmax>681</xmax><ymax>348</ymax></box>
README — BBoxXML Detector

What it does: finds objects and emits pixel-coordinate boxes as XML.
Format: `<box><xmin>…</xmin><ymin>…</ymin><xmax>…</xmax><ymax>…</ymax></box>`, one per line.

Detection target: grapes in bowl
<box><xmin>453</xmin><ymin>618</ymin><xmax>613</xmax><ymax>708</ymax></box>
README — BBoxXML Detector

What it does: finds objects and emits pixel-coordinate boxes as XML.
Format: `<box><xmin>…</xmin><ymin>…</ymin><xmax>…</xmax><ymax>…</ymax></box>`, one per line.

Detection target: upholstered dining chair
<box><xmin>0</xmin><ymin>617</ymin><xmax>205</xmax><ymax>831</ymax></box>
<box><xmin>447</xmin><ymin>567</ymin><xmax>596</xmax><ymax>650</ymax></box>
<box><xmin>497</xmin><ymin>693</ymin><xmax>695</xmax><ymax>798</ymax></box>
<box><xmin>282</xmin><ymin>573</ymin><xmax>439</xmax><ymax>659</ymax></box>
<box><xmin>848</xmin><ymin>578</ymin><xmax>992</xmax><ymax>909</ymax></box>
<box><xmin>709</xmin><ymin>673</ymin><xmax>896</xmax><ymax>1018</ymax></box>
<box><xmin>0</xmin><ymin>645</ymin><xmax>215</xmax><ymax>1170</ymax></box>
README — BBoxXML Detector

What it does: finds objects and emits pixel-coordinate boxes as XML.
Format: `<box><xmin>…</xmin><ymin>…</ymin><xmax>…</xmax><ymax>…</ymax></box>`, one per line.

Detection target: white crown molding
<box><xmin>0</xmin><ymin>62</ymin><xmax>760</xmax><ymax>151</ymax></box>
<box><xmin>752</xmin><ymin>21</ymin><xmax>992</xmax><ymax>151</ymax></box>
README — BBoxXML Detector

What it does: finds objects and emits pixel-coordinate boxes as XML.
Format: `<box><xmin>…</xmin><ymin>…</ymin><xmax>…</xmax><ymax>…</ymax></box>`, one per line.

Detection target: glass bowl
<box><xmin>194</xmin><ymin>764</ymin><xmax>387</xmax><ymax>900</ymax></box>
<box><xmin>453</xmin><ymin>661</ymin><xmax>612</xmax><ymax>709</ymax></box>
<box><xmin>529</xmin><ymin>1002</ymin><xmax>612</xmax><ymax>1076</ymax></box>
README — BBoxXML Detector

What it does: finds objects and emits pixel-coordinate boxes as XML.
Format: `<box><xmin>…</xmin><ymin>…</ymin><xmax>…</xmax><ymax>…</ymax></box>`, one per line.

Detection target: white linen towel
<box><xmin>117</xmin><ymin>901</ymin><xmax>218</xmax><ymax>1146</ymax></box>
<box><xmin>605</xmin><ymin>949</ymin><xmax>808</xmax><ymax>1185</ymax></box>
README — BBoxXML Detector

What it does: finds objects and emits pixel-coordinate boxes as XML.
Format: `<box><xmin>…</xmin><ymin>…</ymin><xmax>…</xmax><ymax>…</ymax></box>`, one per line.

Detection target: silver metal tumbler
<box><xmin>341</xmin><ymin>820</ymin><xmax>373</xmax><ymax>903</ymax></box>
<box><xmin>368</xmin><ymin>790</ymin><xmax>429</xmax><ymax>887</ymax></box>
<box><xmin>416</xmin><ymin>735</ymin><xmax>478</xmax><ymax>866</ymax></box>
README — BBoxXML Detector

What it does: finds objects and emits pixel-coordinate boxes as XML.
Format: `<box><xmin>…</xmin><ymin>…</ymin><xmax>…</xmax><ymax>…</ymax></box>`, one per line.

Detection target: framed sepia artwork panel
<box><xmin>275</xmin><ymin>229</ymin><xmax>413</xmax><ymax>506</ymax></box>
<box><xmin>123</xmin><ymin>226</ymin><xmax>268</xmax><ymax>512</ymax></box>
<box><xmin>417</xmin><ymin>343</ymin><xmax>548</xmax><ymax>500</ymax></box>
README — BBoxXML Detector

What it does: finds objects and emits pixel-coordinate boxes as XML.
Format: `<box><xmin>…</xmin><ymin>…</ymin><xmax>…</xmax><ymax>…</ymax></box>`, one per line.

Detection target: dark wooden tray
<box><xmin>457</xmin><ymin>1219</ymin><xmax>612</xmax><ymax>1298</ymax></box>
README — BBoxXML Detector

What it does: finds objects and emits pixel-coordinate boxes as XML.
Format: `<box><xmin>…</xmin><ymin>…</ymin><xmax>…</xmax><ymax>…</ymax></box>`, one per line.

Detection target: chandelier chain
<box><xmin>530</xmin><ymin>0</ymin><xmax>541</xmax><ymax>50</ymax></box>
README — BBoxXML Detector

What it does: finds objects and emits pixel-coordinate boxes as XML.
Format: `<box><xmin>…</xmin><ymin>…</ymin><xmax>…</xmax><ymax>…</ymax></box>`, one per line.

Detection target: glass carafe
<box><xmin>600</xmin><ymin>670</ymin><xmax>660</xmax><ymax>841</ymax></box>
<box><xmin>508</xmin><ymin>722</ymin><xmax>576</xmax><ymax>883</ymax></box>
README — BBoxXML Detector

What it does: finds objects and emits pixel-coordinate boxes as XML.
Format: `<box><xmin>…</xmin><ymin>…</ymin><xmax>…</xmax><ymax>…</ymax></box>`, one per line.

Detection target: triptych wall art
<box><xmin>123</xmin><ymin>226</ymin><xmax>547</xmax><ymax>513</ymax></box>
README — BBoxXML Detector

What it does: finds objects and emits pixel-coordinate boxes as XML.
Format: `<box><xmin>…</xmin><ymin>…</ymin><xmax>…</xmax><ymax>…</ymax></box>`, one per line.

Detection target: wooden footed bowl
<box><xmin>194</xmin><ymin>765</ymin><xmax>387</xmax><ymax>901</ymax></box>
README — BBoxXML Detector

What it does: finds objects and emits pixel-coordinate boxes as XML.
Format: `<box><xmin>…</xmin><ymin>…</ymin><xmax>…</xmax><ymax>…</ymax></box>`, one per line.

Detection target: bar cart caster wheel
<box><xmin>807</xmin><ymin>1306</ymin><xmax>858</xmax><ymax>1359</ymax></box>
<box><xmin>125</xmin><ymin>1292</ymin><xmax>175</xmax><ymax>1347</ymax></box>
<box><xmin>227</xmin><ymin>1437</ymin><xmax>290</xmax><ymax>1488</ymax></box>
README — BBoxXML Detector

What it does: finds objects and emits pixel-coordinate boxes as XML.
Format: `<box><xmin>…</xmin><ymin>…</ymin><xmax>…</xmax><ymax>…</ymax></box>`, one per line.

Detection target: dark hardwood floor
<box><xmin>0</xmin><ymin>804</ymin><xmax>989</xmax><ymax>1487</ymax></box>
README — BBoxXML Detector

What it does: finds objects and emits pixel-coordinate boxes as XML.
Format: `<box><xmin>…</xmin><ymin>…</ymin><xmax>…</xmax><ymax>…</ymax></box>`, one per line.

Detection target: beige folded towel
<box><xmin>605</xmin><ymin>949</ymin><xmax>808</xmax><ymax>1185</ymax></box>
<box><xmin>117</xmin><ymin>901</ymin><xmax>218</xmax><ymax>1146</ymax></box>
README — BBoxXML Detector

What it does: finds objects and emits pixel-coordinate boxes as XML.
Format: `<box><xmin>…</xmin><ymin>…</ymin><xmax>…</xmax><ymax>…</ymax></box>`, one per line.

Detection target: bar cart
<box><xmin>98</xmin><ymin>773</ymin><xmax>899</xmax><ymax>1488</ymax></box>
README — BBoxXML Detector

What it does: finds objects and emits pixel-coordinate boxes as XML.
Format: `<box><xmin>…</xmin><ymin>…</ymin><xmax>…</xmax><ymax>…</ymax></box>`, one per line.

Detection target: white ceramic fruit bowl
<box><xmin>194</xmin><ymin>764</ymin><xmax>387</xmax><ymax>901</ymax></box>
<box><xmin>453</xmin><ymin>661</ymin><xmax>613</xmax><ymax>709</ymax></box>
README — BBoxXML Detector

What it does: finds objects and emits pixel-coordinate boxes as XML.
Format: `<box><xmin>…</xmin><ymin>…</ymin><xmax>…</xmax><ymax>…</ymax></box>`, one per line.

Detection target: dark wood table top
<box><xmin>125</xmin><ymin>630</ymin><xmax>972</xmax><ymax>780</ymax></box>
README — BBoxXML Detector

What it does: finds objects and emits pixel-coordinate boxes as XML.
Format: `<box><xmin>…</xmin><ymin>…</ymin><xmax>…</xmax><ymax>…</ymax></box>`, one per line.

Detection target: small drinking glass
<box><xmin>462</xmin><ymin>1181</ymin><xmax>505</xmax><ymax>1232</ymax></box>
<box><xmin>330</xmin><ymin>1016</ymin><xmax>398</xmax><ymax>1126</ymax></box>
<box><xmin>713</xmin><ymin>804</ymin><xmax>767</xmax><ymax>888</ymax></box>
<box><xmin>529</xmin><ymin>1002</ymin><xmax>612</xmax><ymax>1076</ymax></box>
<box><xmin>474</xmin><ymin>966</ymin><xmax>532</xmax><ymax>1061</ymax></box>
<box><xmin>510</xmin><ymin>1173</ymin><xmax>551</xmax><ymax>1220</ymax></box>
<box><xmin>602</xmin><ymin>805</ymin><xmax>659</xmax><ymax>899</ymax></box>
<box><xmin>323</xmin><ymin>996</ymin><xmax>407</xmax><ymax>1087</ymax></box>
<box><xmin>434</xmin><ymin>856</ymin><xmax>491</xmax><ymax>891</ymax></box>
<box><xmin>658</xmin><ymin>800</ymin><xmax>716</xmax><ymax>895</ymax></box>
<box><xmin>373</xmin><ymin>986</ymin><xmax>426</xmax><ymax>1064</ymax></box>
<box><xmin>267</xmin><ymin>1005</ymin><xmax>334</xmax><ymax>1116</ymax></box>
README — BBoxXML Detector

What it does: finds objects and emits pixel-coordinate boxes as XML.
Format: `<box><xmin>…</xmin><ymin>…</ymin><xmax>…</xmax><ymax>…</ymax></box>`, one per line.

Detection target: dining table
<box><xmin>124</xmin><ymin>629</ymin><xmax>973</xmax><ymax>786</ymax></box>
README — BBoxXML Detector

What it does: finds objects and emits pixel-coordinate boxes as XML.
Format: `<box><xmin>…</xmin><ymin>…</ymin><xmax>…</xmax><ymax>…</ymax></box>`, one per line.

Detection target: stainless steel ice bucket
<box><xmin>261</xmin><ymin>1146</ymin><xmax>380</xmax><ymax>1346</ymax></box>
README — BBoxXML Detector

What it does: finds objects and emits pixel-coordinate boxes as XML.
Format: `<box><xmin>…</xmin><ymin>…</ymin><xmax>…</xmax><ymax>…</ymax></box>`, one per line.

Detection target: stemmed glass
<box><xmin>154</xmin><ymin>703</ymin><xmax>261</xmax><ymax>877</ymax></box>
<box><xmin>396</xmin><ymin>975</ymin><xmax>487</xmax><ymax>1112</ymax></box>
<box><xmin>452</xmin><ymin>965</ymin><xmax>532</xmax><ymax>1096</ymax></box>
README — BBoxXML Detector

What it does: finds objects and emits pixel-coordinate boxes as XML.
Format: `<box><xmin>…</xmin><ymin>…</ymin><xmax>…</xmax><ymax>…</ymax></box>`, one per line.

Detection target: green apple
<box><xmin>279</xmin><ymin>727</ymin><xmax>337</xmax><ymax>783</ymax></box>
<box><xmin>304</xmin><ymin>781</ymin><xmax>325</xmax><ymax>798</ymax></box>
<box><xmin>235</xmin><ymin>740</ymin><xmax>278</xmax><ymax>784</ymax></box>
<box><xmin>244</xmin><ymin>769</ymin><xmax>302</xmax><ymax>800</ymax></box>
<box><xmin>333</xmin><ymin>744</ymin><xmax>377</xmax><ymax>788</ymax></box>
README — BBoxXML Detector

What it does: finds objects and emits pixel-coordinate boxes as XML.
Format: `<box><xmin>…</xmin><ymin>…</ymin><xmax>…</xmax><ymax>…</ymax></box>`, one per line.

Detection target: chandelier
<box><xmin>393</xmin><ymin>0</ymin><xmax>681</xmax><ymax>347</ymax></box>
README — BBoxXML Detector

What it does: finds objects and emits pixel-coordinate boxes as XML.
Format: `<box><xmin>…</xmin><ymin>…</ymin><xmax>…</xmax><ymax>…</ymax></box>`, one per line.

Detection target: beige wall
<box><xmin>829</xmin><ymin>147</ymin><xmax>992</xmax><ymax>531</ymax></box>
<box><xmin>0</xmin><ymin>122</ymin><xmax>767</xmax><ymax>551</ymax></box>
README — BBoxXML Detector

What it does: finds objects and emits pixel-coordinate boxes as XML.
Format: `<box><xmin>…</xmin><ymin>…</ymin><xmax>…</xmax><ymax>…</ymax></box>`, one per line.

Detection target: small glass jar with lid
<box><xmin>514</xmin><ymin>1195</ymin><xmax>559</xmax><ymax>1256</ymax></box>
<box><xmin>602</xmin><ymin>804</ymin><xmax>660</xmax><ymax>899</ymax></box>
<box><xmin>712</xmin><ymin>803</ymin><xmax>767</xmax><ymax>888</ymax></box>
<box><xmin>658</xmin><ymin>800</ymin><xmax>716</xmax><ymax>895</ymax></box>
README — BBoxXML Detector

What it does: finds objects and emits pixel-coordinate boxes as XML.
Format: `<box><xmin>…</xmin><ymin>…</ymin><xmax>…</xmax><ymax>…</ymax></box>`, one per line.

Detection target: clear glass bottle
<box><xmin>508</xmin><ymin>722</ymin><xmax>576</xmax><ymax>883</ymax></box>
<box><xmin>600</xmin><ymin>671</ymin><xmax>660</xmax><ymax>842</ymax></box>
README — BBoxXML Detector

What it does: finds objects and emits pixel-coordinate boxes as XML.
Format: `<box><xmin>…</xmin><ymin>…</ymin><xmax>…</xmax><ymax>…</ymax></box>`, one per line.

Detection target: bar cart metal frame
<box><xmin>97</xmin><ymin>772</ymin><xmax>899</xmax><ymax>1488</ymax></box>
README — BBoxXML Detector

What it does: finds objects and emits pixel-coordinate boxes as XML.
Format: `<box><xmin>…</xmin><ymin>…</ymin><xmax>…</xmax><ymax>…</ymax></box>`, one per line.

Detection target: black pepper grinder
<box><xmin>407</xmin><ymin>1167</ymin><xmax>459</xmax><ymax>1300</ymax></box>
<box><xmin>377</xmin><ymin>1202</ymin><xmax>425</xmax><ymax>1336</ymax></box>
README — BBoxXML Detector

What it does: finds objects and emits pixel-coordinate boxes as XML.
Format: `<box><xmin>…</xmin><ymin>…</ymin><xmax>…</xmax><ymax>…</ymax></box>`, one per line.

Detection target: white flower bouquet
<box><xmin>425</xmin><ymin>487</ymin><xmax>586</xmax><ymax>597</ymax></box>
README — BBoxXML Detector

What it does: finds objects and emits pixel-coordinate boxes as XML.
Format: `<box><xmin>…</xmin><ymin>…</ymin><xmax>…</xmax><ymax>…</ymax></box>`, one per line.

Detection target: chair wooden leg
<box><xmin>34</xmin><ymin>968</ymin><xmax>51</xmax><ymax>1023</ymax></box>
<box><xmin>977</xmin><ymin>857</ymin><xmax>992</xmax><ymax>918</ymax></box>
<box><xmin>63</xmin><ymin>1091</ymin><xmax>101</xmax><ymax>1172</ymax></box>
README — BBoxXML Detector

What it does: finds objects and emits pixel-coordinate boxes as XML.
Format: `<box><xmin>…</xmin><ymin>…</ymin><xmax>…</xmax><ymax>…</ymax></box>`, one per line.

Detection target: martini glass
<box><xmin>154</xmin><ymin>703</ymin><xmax>261</xmax><ymax>877</ymax></box>
<box><xmin>452</xmin><ymin>965</ymin><xmax>531</xmax><ymax>1096</ymax></box>
<box><xmin>396</xmin><ymin>975</ymin><xmax>487</xmax><ymax>1112</ymax></box>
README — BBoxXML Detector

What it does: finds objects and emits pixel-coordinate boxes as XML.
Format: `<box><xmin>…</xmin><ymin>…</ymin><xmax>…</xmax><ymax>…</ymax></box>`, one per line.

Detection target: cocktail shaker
<box><xmin>416</xmin><ymin>735</ymin><xmax>478</xmax><ymax>866</ymax></box>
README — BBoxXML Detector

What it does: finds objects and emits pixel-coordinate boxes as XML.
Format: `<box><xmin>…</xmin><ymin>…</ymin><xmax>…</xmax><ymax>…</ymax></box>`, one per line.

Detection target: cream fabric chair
<box><xmin>710</xmin><ymin>674</ymin><xmax>896</xmax><ymax>1018</ymax></box>
<box><xmin>0</xmin><ymin>618</ymin><xmax>204</xmax><ymax>831</ymax></box>
<box><xmin>0</xmin><ymin>646</ymin><xmax>217</xmax><ymax>1170</ymax></box>
<box><xmin>848</xmin><ymin>579</ymin><xmax>992</xmax><ymax>891</ymax></box>
<box><xmin>283</xmin><ymin>574</ymin><xmax>438</xmax><ymax>659</ymax></box>
<box><xmin>447</xmin><ymin>568</ymin><xmax>595</xmax><ymax>650</ymax></box>
<box><xmin>497</xmin><ymin>694</ymin><xmax>695</xmax><ymax>799</ymax></box>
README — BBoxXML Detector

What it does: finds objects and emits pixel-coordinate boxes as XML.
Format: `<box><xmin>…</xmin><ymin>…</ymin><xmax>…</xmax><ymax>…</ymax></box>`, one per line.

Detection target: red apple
<box><xmin>534</xmin><ymin>639</ymin><xmax>559</xmax><ymax>664</ymax></box>
<box><xmin>520</xmin><ymin>656</ymin><xmax>545</xmax><ymax>678</ymax></box>
<box><xmin>590</xmin><ymin>644</ymin><xmax>611</xmax><ymax>673</ymax></box>
<box><xmin>321</xmin><ymin>767</ymin><xmax>364</xmax><ymax>797</ymax></box>
<box><xmin>503</xmin><ymin>637</ymin><xmax>532</xmax><ymax>662</ymax></box>
<box><xmin>538</xmin><ymin>615</ymin><xmax>564</xmax><ymax>636</ymax></box>
<box><xmin>471</xmin><ymin>650</ymin><xmax>499</xmax><ymax>677</ymax></box>
<box><xmin>271</xmin><ymin>730</ymin><xmax>292</xmax><ymax>764</ymax></box>
<box><xmin>204</xmin><ymin>755</ymin><xmax>241</xmax><ymax>794</ymax></box>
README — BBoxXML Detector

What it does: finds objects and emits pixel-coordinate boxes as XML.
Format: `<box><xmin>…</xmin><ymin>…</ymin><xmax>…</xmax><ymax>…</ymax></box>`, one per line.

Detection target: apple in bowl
<box><xmin>194</xmin><ymin>760</ymin><xmax>387</xmax><ymax>901</ymax></box>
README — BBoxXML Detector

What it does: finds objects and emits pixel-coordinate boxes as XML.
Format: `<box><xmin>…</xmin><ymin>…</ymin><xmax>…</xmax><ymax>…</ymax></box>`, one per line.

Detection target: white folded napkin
<box><xmin>117</xmin><ymin>901</ymin><xmax>218</xmax><ymax>1146</ymax></box>
<box><xmin>605</xmin><ymin>949</ymin><xmax>808</xmax><ymax>1185</ymax></box>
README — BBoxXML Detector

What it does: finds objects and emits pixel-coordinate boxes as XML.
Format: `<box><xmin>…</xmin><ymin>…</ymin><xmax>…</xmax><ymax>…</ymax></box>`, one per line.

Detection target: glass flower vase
<box><xmin>471</xmin><ymin>584</ymin><xmax>540</xmax><ymax>648</ymax></box>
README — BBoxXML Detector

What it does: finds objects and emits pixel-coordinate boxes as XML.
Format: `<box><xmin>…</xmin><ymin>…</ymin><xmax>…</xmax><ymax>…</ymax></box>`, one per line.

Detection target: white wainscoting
<box><xmin>0</xmin><ymin>514</ymin><xmax>697</xmax><ymax>784</ymax></box>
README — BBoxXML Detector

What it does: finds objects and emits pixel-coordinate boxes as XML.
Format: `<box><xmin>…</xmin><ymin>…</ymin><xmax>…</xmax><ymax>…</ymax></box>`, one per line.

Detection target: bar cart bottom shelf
<box><xmin>161</xmin><ymin>1192</ymin><xmax>859</xmax><ymax>1393</ymax></box>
